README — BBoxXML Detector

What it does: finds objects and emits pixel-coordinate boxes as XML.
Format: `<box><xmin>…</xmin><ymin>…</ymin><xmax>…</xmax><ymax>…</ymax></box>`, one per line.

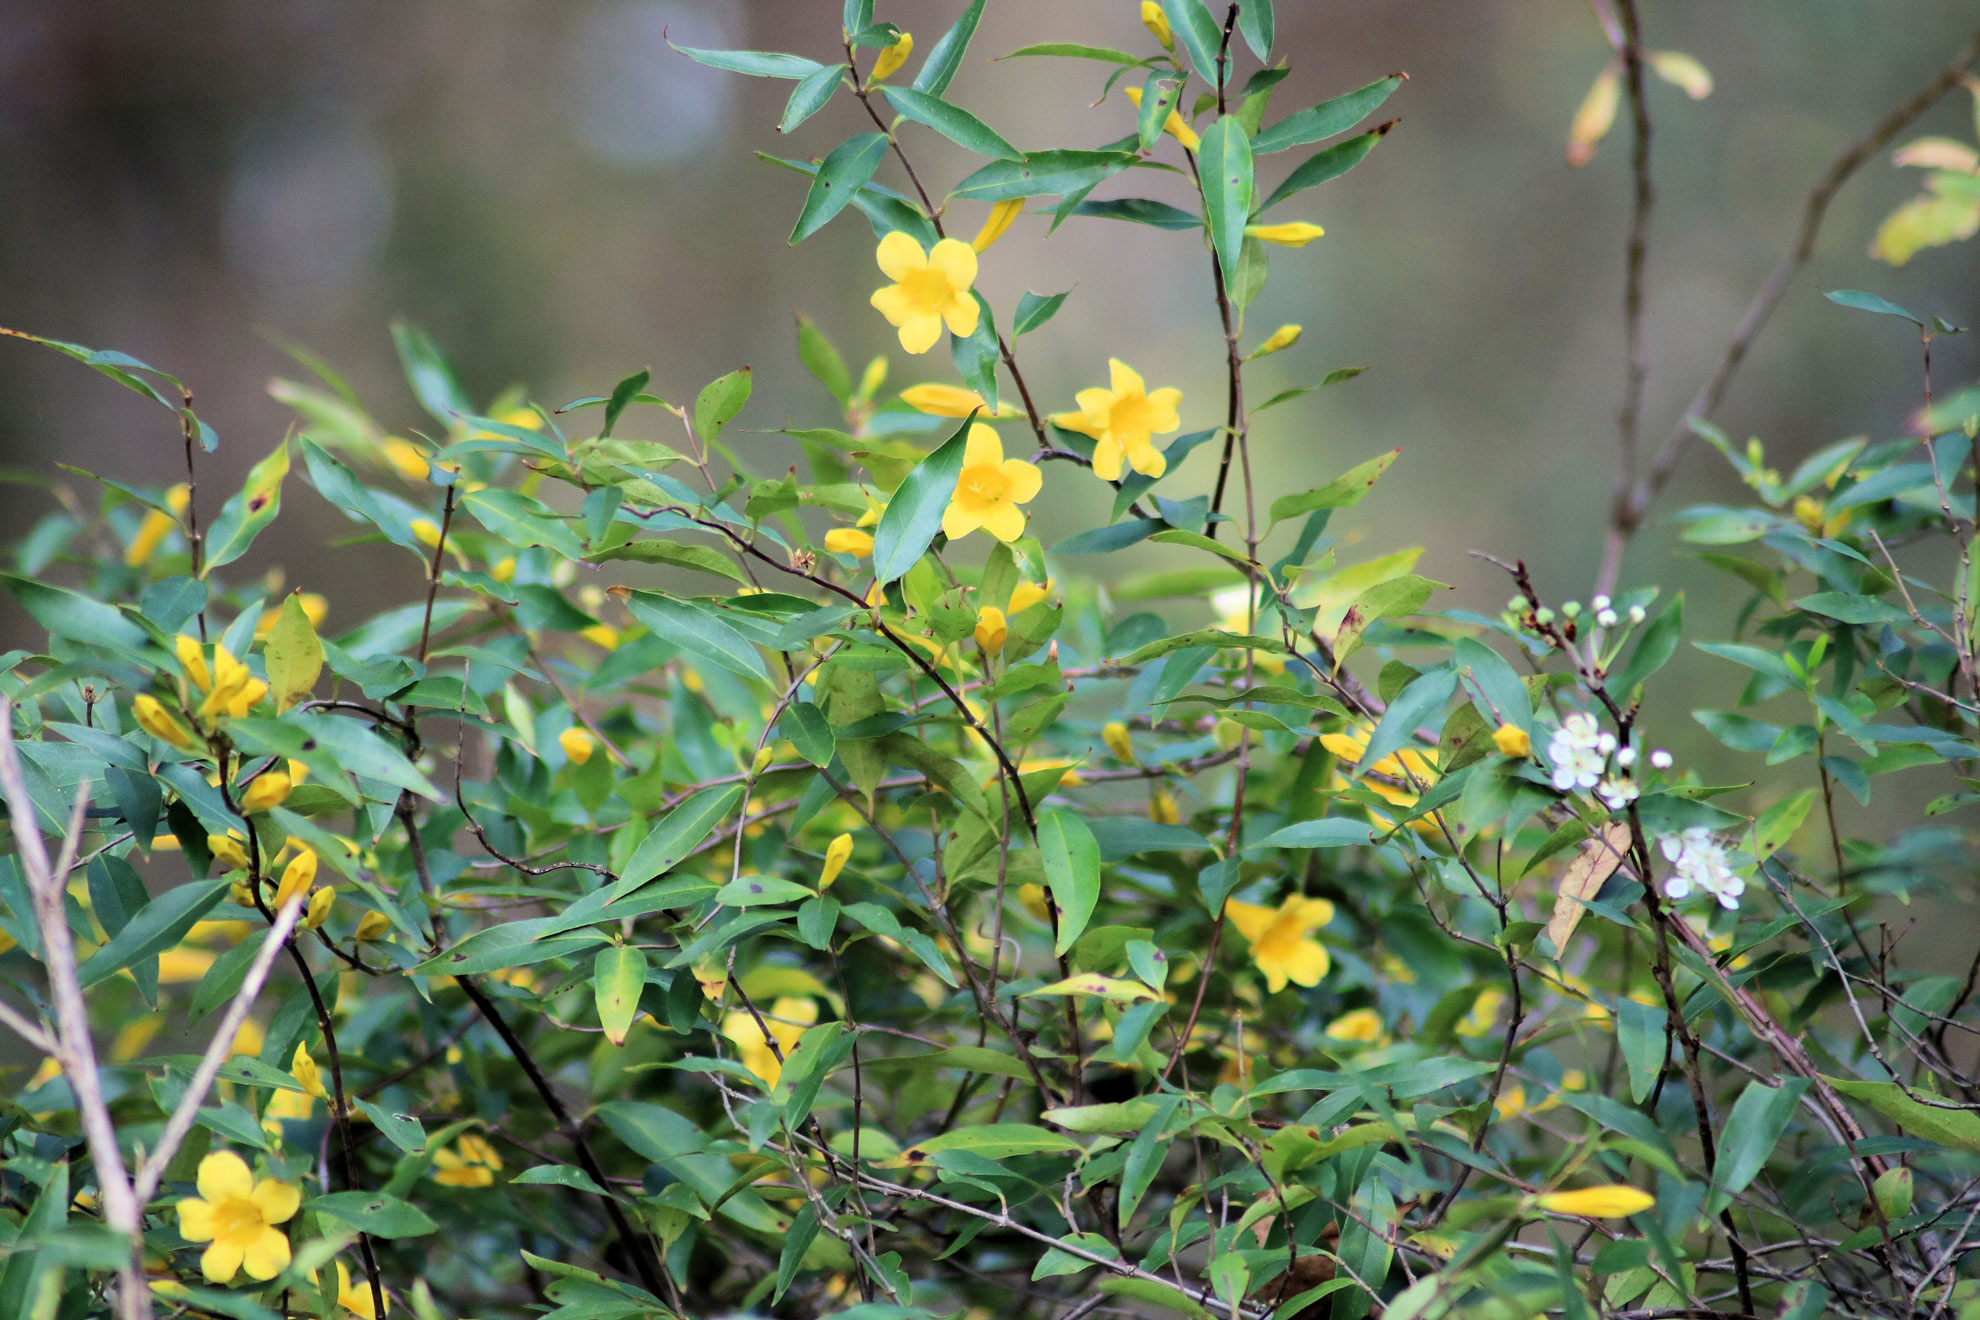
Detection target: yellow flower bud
<box><xmin>287</xmin><ymin>760</ymin><xmax>310</xmax><ymax>786</ymax></box>
<box><xmin>1491</xmin><ymin>724</ymin><xmax>1532</xmax><ymax>759</ymax></box>
<box><xmin>751</xmin><ymin>746</ymin><xmax>775</xmax><ymax>774</ymax></box>
<box><xmin>1533</xmin><ymin>1185</ymin><xmax>1655</xmax><ymax>1219</ymax></box>
<box><xmin>1140</xmin><ymin>1</ymin><xmax>1173</xmax><ymax>49</ymax></box>
<box><xmin>560</xmin><ymin>728</ymin><xmax>596</xmax><ymax>766</ymax></box>
<box><xmin>239</xmin><ymin>771</ymin><xmax>292</xmax><ymax>814</ymax></box>
<box><xmin>1253</xmin><ymin>324</ymin><xmax>1303</xmax><ymax>357</ymax></box>
<box><xmin>133</xmin><ymin>694</ymin><xmax>201</xmax><ymax>752</ymax></box>
<box><xmin>1102</xmin><ymin>721</ymin><xmax>1135</xmax><ymax>763</ymax></box>
<box><xmin>820</xmin><ymin>832</ymin><xmax>854</xmax><ymax>889</ymax></box>
<box><xmin>275</xmin><ymin>848</ymin><xmax>318</xmax><ymax>910</ymax></box>
<box><xmin>354</xmin><ymin>911</ymin><xmax>391</xmax><ymax>942</ymax></box>
<box><xmin>1150</xmin><ymin>790</ymin><xmax>1180</xmax><ymax>825</ymax></box>
<box><xmin>901</xmin><ymin>384</ymin><xmax>992</xmax><ymax>418</ymax></box>
<box><xmin>974</xmin><ymin>606</ymin><xmax>1007</xmax><ymax>655</ymax></box>
<box><xmin>971</xmin><ymin>198</ymin><xmax>1023</xmax><ymax>254</ymax></box>
<box><xmin>126</xmin><ymin>506</ymin><xmax>178</xmax><ymax>567</ymax></box>
<box><xmin>207</xmin><ymin>831</ymin><xmax>251</xmax><ymax>873</ymax></box>
<box><xmin>491</xmin><ymin>555</ymin><xmax>517</xmax><ymax>583</ymax></box>
<box><xmin>1324</xmin><ymin>1008</ymin><xmax>1386</xmax><ymax>1043</ymax></box>
<box><xmin>1007</xmin><ymin>580</ymin><xmax>1050</xmax><ymax>614</ymax></box>
<box><xmin>381</xmin><ymin>437</ymin><xmax>431</xmax><ymax>481</ymax></box>
<box><xmin>1018</xmin><ymin>882</ymin><xmax>1050</xmax><ymax>920</ymax></box>
<box><xmin>412</xmin><ymin>518</ymin><xmax>443</xmax><ymax>549</ymax></box>
<box><xmin>1245</xmin><ymin>221</ymin><xmax>1325</xmax><ymax>247</ymax></box>
<box><xmin>1567</xmin><ymin>65</ymin><xmax>1620</xmax><ymax>167</ymax></box>
<box><xmin>580</xmin><ymin>624</ymin><xmax>621</xmax><ymax>649</ymax></box>
<box><xmin>292</xmin><ymin>1041</ymin><xmax>331</xmax><ymax>1102</ymax></box>
<box><xmin>304</xmin><ymin>885</ymin><xmax>336</xmax><ymax>931</ymax></box>
<box><xmin>869</xmin><ymin>30</ymin><xmax>912</xmax><ymax>83</ymax></box>
<box><xmin>1123</xmin><ymin>84</ymin><xmax>1201</xmax><ymax>151</ymax></box>
<box><xmin>857</xmin><ymin>356</ymin><xmax>889</xmax><ymax>401</ymax></box>
<box><xmin>824</xmin><ymin>528</ymin><xmax>875</xmax><ymax>557</ymax></box>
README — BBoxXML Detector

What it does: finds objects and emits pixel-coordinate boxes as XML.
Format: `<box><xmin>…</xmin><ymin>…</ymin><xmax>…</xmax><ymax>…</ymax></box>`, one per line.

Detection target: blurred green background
<box><xmin>3</xmin><ymin>0</ymin><xmax>1977</xmax><ymax>626</ymax></box>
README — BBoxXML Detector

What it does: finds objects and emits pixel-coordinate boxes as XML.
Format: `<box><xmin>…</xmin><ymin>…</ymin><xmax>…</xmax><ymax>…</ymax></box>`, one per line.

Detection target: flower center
<box><xmin>957</xmin><ymin>464</ymin><xmax>1010</xmax><ymax>509</ymax></box>
<box><xmin>901</xmin><ymin>267</ymin><xmax>957</xmax><ymax>314</ymax></box>
<box><xmin>213</xmin><ymin>1196</ymin><xmax>266</xmax><ymax>1242</ymax></box>
<box><xmin>1106</xmin><ymin>393</ymin><xmax>1155</xmax><ymax>439</ymax></box>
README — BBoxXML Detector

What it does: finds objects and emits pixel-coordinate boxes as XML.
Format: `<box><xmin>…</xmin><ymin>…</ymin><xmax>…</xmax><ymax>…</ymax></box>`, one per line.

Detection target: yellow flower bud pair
<box><xmin>974</xmin><ymin>606</ymin><xmax>1007</xmax><ymax>655</ymax></box>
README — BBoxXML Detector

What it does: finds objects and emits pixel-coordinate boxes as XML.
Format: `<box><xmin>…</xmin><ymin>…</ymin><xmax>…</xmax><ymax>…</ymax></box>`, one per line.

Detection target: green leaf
<box><xmin>353</xmin><ymin>1101</ymin><xmax>427</xmax><ymax>1155</ymax></box>
<box><xmin>778</xmin><ymin>703</ymin><xmax>837</xmax><ymax>768</ymax></box>
<box><xmin>694</xmin><ymin>368</ymin><xmax>753</xmax><ymax>442</ymax></box>
<box><xmin>871</xmin><ymin>415</ymin><xmax>971</xmax><ymax>584</ymax></box>
<box><xmin>1252</xmin><ymin>818</ymin><xmax>1378</xmax><ymax>850</ymax></box>
<box><xmin>780</xmin><ymin>63</ymin><xmax>844</xmax><ymax>133</ymax></box>
<box><xmin>1617</xmin><ymin>998</ymin><xmax>1666</xmax><ymax>1103</ymax></box>
<box><xmin>913</xmin><ymin>0</ymin><xmax>986</xmax><ymax>96</ymax></box>
<box><xmin>950</xmin><ymin>292</ymin><xmax>1000</xmax><ymax>407</ymax></box>
<box><xmin>1334</xmin><ymin>574</ymin><xmax>1444</xmax><ymax>665</ymax></box>
<box><xmin>950</xmin><ymin>150</ymin><xmax>1136</xmax><ymax>202</ymax></box>
<box><xmin>715</xmin><ymin>874</ymin><xmax>815</xmax><ymax>907</ymax></box>
<box><xmin>593</xmin><ymin>945</ymin><xmax>647</xmax><ymax>1046</ymax></box>
<box><xmin>1041</xmin><ymin>812</ymin><xmax>1101</xmax><ymax>957</ymax></box>
<box><xmin>264</xmin><ymin>593</ymin><xmax>323</xmax><ymax>713</ymax></box>
<box><xmin>1453</xmin><ymin>637</ymin><xmax>1532</xmax><ymax>731</ymax></box>
<box><xmin>202</xmin><ymin>440</ymin><xmax>290</xmax><ymax>572</ymax></box>
<box><xmin>883</xmin><ymin>86</ymin><xmax>1022</xmax><ymax>161</ymax></box>
<box><xmin>1824</xmin><ymin>1074</ymin><xmax>1980</xmax><ymax>1154</ymax></box>
<box><xmin>0</xmin><ymin>574</ymin><xmax>150</xmax><ymax>655</ymax></box>
<box><xmin>390</xmin><ymin>321</ymin><xmax>472</xmax><ymax>426</ymax></box>
<box><xmin>797</xmin><ymin>315</ymin><xmax>853</xmax><ymax>407</ymax></box>
<box><xmin>1014</xmin><ymin>289</ymin><xmax>1069</xmax><ymax>336</ymax></box>
<box><xmin>999</xmin><ymin>42</ymin><xmax>1141</xmax><ymax>65</ymax></box>
<box><xmin>1268</xmin><ymin>448</ymin><xmax>1399</xmax><ymax>524</ymax></box>
<box><xmin>1197</xmin><ymin>117</ymin><xmax>1254</xmax><ymax>282</ymax></box>
<box><xmin>615</xmin><ymin>783</ymin><xmax>748</xmax><ymax>896</ymax></box>
<box><xmin>1070</xmin><ymin>197</ymin><xmax>1201</xmax><ymax>230</ymax></box>
<box><xmin>775</xmin><ymin>1205</ymin><xmax>821</xmax><ymax>1302</ymax></box>
<box><xmin>460</xmin><ymin>489</ymin><xmax>586</xmax><ymax>558</ymax></box>
<box><xmin>1796</xmin><ymin>592</ymin><xmax>1909</xmax><ymax>626</ymax></box>
<box><xmin>1259</xmin><ymin>125</ymin><xmax>1392</xmax><ymax>212</ymax></box>
<box><xmin>1713</xmin><ymin>1079</ymin><xmax>1811</xmax><ymax>1204</ymax></box>
<box><xmin>77</xmin><ymin>880</ymin><xmax>229</xmax><ymax>990</ymax></box>
<box><xmin>1159</xmin><ymin>0</ymin><xmax>1223</xmax><ymax>81</ymax></box>
<box><xmin>588</xmin><ymin>537</ymin><xmax>749</xmax><ymax>582</ymax></box>
<box><xmin>624</xmin><ymin>592</ymin><xmax>769</xmax><ymax>682</ymax></box>
<box><xmin>1357</xmin><ymin>667</ymin><xmax>1456</xmax><ymax>777</ymax></box>
<box><xmin>1606</xmin><ymin>594</ymin><xmax>1682</xmax><ymax>697</ymax></box>
<box><xmin>309</xmin><ymin>1191</ymin><xmax>439</xmax><ymax>1239</ymax></box>
<box><xmin>510</xmin><ymin>1165</ymin><xmax>608</xmax><ymax>1195</ymax></box>
<box><xmin>1824</xmin><ymin>288</ymin><xmax>1922</xmax><ymax>326</ymax></box>
<box><xmin>1136</xmin><ymin>70</ymin><xmax>1181</xmax><ymax>154</ymax></box>
<box><xmin>792</xmin><ymin>133</ymin><xmax>889</xmax><ymax>243</ymax></box>
<box><xmin>1252</xmin><ymin>75</ymin><xmax>1403</xmax><ymax>154</ymax></box>
<box><xmin>1120</xmin><ymin>1094</ymin><xmax>1181</xmax><ymax>1227</ymax></box>
<box><xmin>900</xmin><ymin>1124</ymin><xmax>1078</xmax><ymax>1160</ymax></box>
<box><xmin>1236</xmin><ymin>0</ymin><xmax>1274</xmax><ymax>59</ymax></box>
<box><xmin>671</xmin><ymin>44</ymin><xmax>824</xmax><ymax>80</ymax></box>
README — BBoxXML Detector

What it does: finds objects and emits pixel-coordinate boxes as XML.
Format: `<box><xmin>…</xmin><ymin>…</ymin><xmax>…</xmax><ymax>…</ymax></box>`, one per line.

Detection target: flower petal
<box><xmin>963</xmin><ymin>424</ymin><xmax>1004</xmax><ymax>467</ymax></box>
<box><xmin>1277</xmin><ymin>938</ymin><xmax>1331</xmax><ymax>987</ymax></box>
<box><xmin>876</xmin><ymin>230</ymin><xmax>927</xmax><ymax>282</ymax></box>
<box><xmin>982</xmin><ymin>503</ymin><xmax>1027</xmax><ymax>542</ymax></box>
<box><xmin>942</xmin><ymin>503</ymin><xmax>982</xmax><ymax>540</ymax></box>
<box><xmin>1124</xmin><ymin>439</ymin><xmax>1167</xmax><ymax>478</ymax></box>
<box><xmin>927</xmin><ymin>238</ymin><xmax>978</xmax><ymax>291</ymax></box>
<box><xmin>1224</xmin><ymin>899</ymin><xmax>1274</xmax><ymax>944</ymax></box>
<box><xmin>1090</xmin><ymin>437</ymin><xmax>1124</xmax><ymax>482</ymax></box>
<box><xmin>240</xmin><ymin>1226</ymin><xmax>291</xmax><ymax>1281</ymax></box>
<box><xmin>251</xmin><ymin>1177</ymin><xmax>301</xmax><ymax>1225</ymax></box>
<box><xmin>941</xmin><ymin>293</ymin><xmax>980</xmax><ymax>339</ymax></box>
<box><xmin>195</xmin><ymin>1151</ymin><xmax>253</xmax><ymax>1203</ymax></box>
<box><xmin>200</xmin><ymin>1237</ymin><xmax>246</xmax><ymax>1284</ymax></box>
<box><xmin>176</xmin><ymin>1197</ymin><xmax>217</xmax><ymax>1243</ymax></box>
<box><xmin>1254</xmin><ymin>954</ymin><xmax>1291</xmax><ymax>994</ymax></box>
<box><xmin>1000</xmin><ymin>459</ymin><xmax>1042</xmax><ymax>504</ymax></box>
<box><xmin>869</xmin><ymin>285</ymin><xmax>914</xmax><ymax>327</ymax></box>
<box><xmin>898</xmin><ymin>314</ymin><xmax>943</xmax><ymax>355</ymax></box>
<box><xmin>1294</xmin><ymin>897</ymin><xmax>1337</xmax><ymax>932</ymax></box>
<box><xmin>1145</xmin><ymin>387</ymin><xmax>1183</xmax><ymax>433</ymax></box>
<box><xmin>1052</xmin><ymin>409</ymin><xmax>1100</xmax><ymax>439</ymax></box>
<box><xmin>1108</xmin><ymin>358</ymin><xmax>1146</xmax><ymax>398</ymax></box>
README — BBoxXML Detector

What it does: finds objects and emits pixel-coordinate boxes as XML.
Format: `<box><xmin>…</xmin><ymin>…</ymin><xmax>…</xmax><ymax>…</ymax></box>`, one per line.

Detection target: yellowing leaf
<box><xmin>1893</xmin><ymin>136</ymin><xmax>1980</xmax><ymax>173</ymax></box>
<box><xmin>1024</xmin><ymin>974</ymin><xmax>1162</xmax><ymax>1002</ymax></box>
<box><xmin>1567</xmin><ymin>65</ymin><xmax>1619</xmax><ymax>167</ymax></box>
<box><xmin>1872</xmin><ymin>192</ymin><xmax>1980</xmax><ymax>267</ymax></box>
<box><xmin>264</xmin><ymin>592</ymin><xmax>324</xmax><ymax>714</ymax></box>
<box><xmin>1648</xmin><ymin>50</ymin><xmax>1713</xmax><ymax>99</ymax></box>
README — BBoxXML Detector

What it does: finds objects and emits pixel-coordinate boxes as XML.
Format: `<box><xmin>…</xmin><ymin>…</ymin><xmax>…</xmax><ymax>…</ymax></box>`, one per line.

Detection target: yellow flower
<box><xmin>1246</xmin><ymin>221</ymin><xmax>1325</xmax><ymax>247</ymax></box>
<box><xmin>354</xmin><ymin>911</ymin><xmax>391</xmax><ymax>942</ymax></box>
<box><xmin>869</xmin><ymin>29</ymin><xmax>912</xmax><ymax>83</ymax></box>
<box><xmin>1017</xmin><ymin>883</ymin><xmax>1050</xmax><ymax>920</ymax></box>
<box><xmin>380</xmin><ymin>437</ymin><xmax>431</xmax><ymax>482</ymax></box>
<box><xmin>175</xmin><ymin>633</ymin><xmax>212</xmax><ymax>693</ymax></box>
<box><xmin>157</xmin><ymin>949</ymin><xmax>217</xmax><ymax>984</ymax></box>
<box><xmin>971</xmin><ymin>198</ymin><xmax>1023</xmax><ymax>254</ymax></box>
<box><xmin>304</xmin><ymin>886</ymin><xmax>336</xmax><ymax>931</ymax></box>
<box><xmin>1140</xmin><ymin>0</ymin><xmax>1173</xmax><ymax>49</ymax></box>
<box><xmin>900</xmin><ymin>383</ymin><xmax>1017</xmax><ymax>418</ymax></box>
<box><xmin>820</xmin><ymin>833</ymin><xmax>854</xmax><ymax>889</ymax></box>
<box><xmin>134</xmin><ymin>694</ymin><xmax>201</xmax><ymax>753</ymax></box>
<box><xmin>941</xmin><ymin>425</ymin><xmax>1041</xmax><ymax>543</ymax></box>
<box><xmin>1253</xmin><ymin>324</ymin><xmax>1302</xmax><ymax>357</ymax></box>
<box><xmin>292</xmin><ymin>1041</ymin><xmax>331</xmax><ymax>1102</ymax></box>
<box><xmin>1149</xmin><ymin>790</ymin><xmax>1180</xmax><ymax>825</ymax></box>
<box><xmin>1322</xmin><ymin>727</ymin><xmax>1438</xmax><ymax>784</ymax></box>
<box><xmin>1324</xmin><ymin>1008</ymin><xmax>1386</xmax><ymax>1044</ymax></box>
<box><xmin>432</xmin><ymin>1133</ymin><xmax>503</xmax><ymax>1188</ymax></box>
<box><xmin>974</xmin><ymin>606</ymin><xmax>1007</xmax><ymax>655</ymax></box>
<box><xmin>1007</xmin><ymin>579</ymin><xmax>1050</xmax><ymax>614</ymax></box>
<box><xmin>722</xmin><ymin>997</ymin><xmax>818</xmax><ymax>1087</ymax></box>
<box><xmin>560</xmin><ymin>728</ymin><xmax>595</xmax><ymax>765</ymax></box>
<box><xmin>274</xmin><ymin>848</ymin><xmax>318</xmax><ymax>910</ymax></box>
<box><xmin>1102</xmin><ymin>721</ymin><xmax>1134</xmax><ymax>763</ymax></box>
<box><xmin>239</xmin><ymin>771</ymin><xmax>291</xmax><ymax>814</ymax></box>
<box><xmin>336</xmin><ymin>1261</ymin><xmax>381</xmax><ymax>1319</ymax></box>
<box><xmin>1053</xmin><ymin>359</ymin><xmax>1182</xmax><ymax>481</ymax></box>
<box><xmin>1122</xmin><ymin>84</ymin><xmax>1201</xmax><ymax>151</ymax></box>
<box><xmin>412</xmin><ymin>518</ymin><xmax>443</xmax><ymax>549</ymax></box>
<box><xmin>174</xmin><ymin>1151</ymin><xmax>300</xmax><ymax>1282</ymax></box>
<box><xmin>207</xmin><ymin>832</ymin><xmax>251</xmax><ymax>873</ymax></box>
<box><xmin>491</xmin><ymin>555</ymin><xmax>517</xmax><ymax>583</ymax></box>
<box><xmin>1534</xmin><ymin>1185</ymin><xmax>1655</xmax><ymax>1219</ymax></box>
<box><xmin>112</xmin><ymin>1014</ymin><xmax>166</xmax><ymax>1060</ymax></box>
<box><xmin>870</xmin><ymin>232</ymin><xmax>980</xmax><ymax>355</ymax></box>
<box><xmin>126</xmin><ymin>485</ymin><xmax>190</xmax><ymax>566</ymax></box>
<box><xmin>824</xmin><ymin>528</ymin><xmax>875</xmax><ymax>557</ymax></box>
<box><xmin>1491</xmin><ymin>724</ymin><xmax>1532</xmax><ymax>758</ymax></box>
<box><xmin>1493</xmin><ymin>1081</ymin><xmax>1530</xmax><ymax>1120</ymax></box>
<box><xmin>1457</xmin><ymin>986</ymin><xmax>1506</xmax><ymax>1038</ymax></box>
<box><xmin>195</xmin><ymin>644</ymin><xmax>259</xmax><ymax>725</ymax></box>
<box><xmin>1225</xmin><ymin>894</ymin><xmax>1335</xmax><ymax>992</ymax></box>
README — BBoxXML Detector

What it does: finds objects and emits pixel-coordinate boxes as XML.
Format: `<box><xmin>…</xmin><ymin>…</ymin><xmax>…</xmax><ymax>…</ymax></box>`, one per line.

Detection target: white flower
<box><xmin>1628</xmin><ymin>605</ymin><xmax>1647</xmax><ymax>624</ymax></box>
<box><xmin>1649</xmin><ymin>749</ymin><xmax>1673</xmax><ymax>770</ymax></box>
<box><xmin>1592</xmin><ymin>595</ymin><xmax>1611</xmax><ymax>612</ymax></box>
<box><xmin>1596</xmin><ymin>608</ymin><xmax>1619</xmax><ymax>627</ymax></box>
<box><xmin>1658</xmin><ymin>828</ymin><xmax>1745</xmax><ymax>909</ymax></box>
<box><xmin>1596</xmin><ymin>775</ymin><xmax>1639</xmax><ymax>810</ymax></box>
<box><xmin>1548</xmin><ymin>713</ymin><xmax>1607</xmax><ymax>793</ymax></box>
<box><xmin>1615</xmin><ymin>747</ymin><xmax>1637</xmax><ymax>768</ymax></box>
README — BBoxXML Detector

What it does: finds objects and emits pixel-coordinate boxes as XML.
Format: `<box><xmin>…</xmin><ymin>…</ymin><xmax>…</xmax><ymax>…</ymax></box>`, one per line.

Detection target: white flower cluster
<box><xmin>1547</xmin><ymin>713</ymin><xmax>1673</xmax><ymax>812</ymax></box>
<box><xmin>1659</xmin><ymin>828</ymin><xmax>1745</xmax><ymax>909</ymax></box>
